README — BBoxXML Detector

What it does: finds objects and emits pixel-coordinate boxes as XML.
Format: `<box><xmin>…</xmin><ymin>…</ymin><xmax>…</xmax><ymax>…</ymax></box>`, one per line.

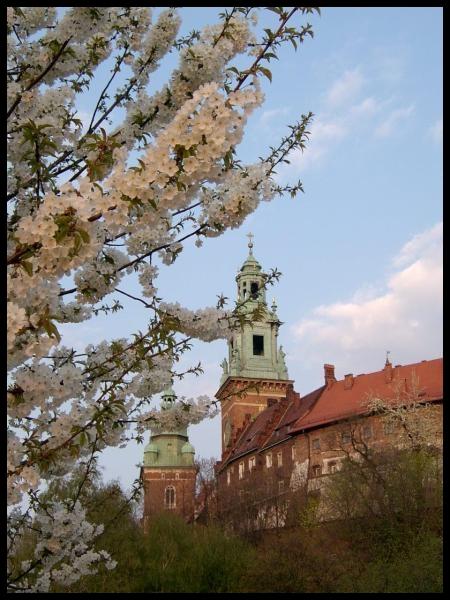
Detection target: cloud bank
<box><xmin>290</xmin><ymin>222</ymin><xmax>442</xmax><ymax>382</ymax></box>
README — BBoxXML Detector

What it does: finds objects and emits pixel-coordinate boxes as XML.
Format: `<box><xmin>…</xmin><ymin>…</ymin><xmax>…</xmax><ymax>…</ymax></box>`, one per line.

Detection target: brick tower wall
<box><xmin>142</xmin><ymin>467</ymin><xmax>197</xmax><ymax>531</ymax></box>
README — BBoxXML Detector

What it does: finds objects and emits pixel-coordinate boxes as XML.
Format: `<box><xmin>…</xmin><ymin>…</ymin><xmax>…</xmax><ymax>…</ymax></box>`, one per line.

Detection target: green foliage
<box><xmin>58</xmin><ymin>511</ymin><xmax>253</xmax><ymax>593</ymax></box>
<box><xmin>138</xmin><ymin>514</ymin><xmax>253</xmax><ymax>593</ymax></box>
<box><xmin>16</xmin><ymin>444</ymin><xmax>441</xmax><ymax>593</ymax></box>
<box><xmin>335</xmin><ymin>530</ymin><xmax>443</xmax><ymax>593</ymax></box>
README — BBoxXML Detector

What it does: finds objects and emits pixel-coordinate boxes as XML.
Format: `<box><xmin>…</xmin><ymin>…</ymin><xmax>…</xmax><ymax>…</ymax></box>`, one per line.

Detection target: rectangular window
<box><xmin>249</xmin><ymin>456</ymin><xmax>256</xmax><ymax>471</ymax></box>
<box><xmin>277</xmin><ymin>451</ymin><xmax>283</xmax><ymax>467</ymax></box>
<box><xmin>278</xmin><ymin>481</ymin><xmax>285</xmax><ymax>494</ymax></box>
<box><xmin>175</xmin><ymin>472</ymin><xmax>179</xmax><ymax>480</ymax></box>
<box><xmin>227</xmin><ymin>470</ymin><xmax>231</xmax><ymax>485</ymax></box>
<box><xmin>329</xmin><ymin>462</ymin><xmax>337</xmax><ymax>474</ymax></box>
<box><xmin>312</xmin><ymin>465</ymin><xmax>322</xmax><ymax>477</ymax></box>
<box><xmin>363</xmin><ymin>425</ymin><xmax>372</xmax><ymax>439</ymax></box>
<box><xmin>239</xmin><ymin>461</ymin><xmax>244</xmax><ymax>480</ymax></box>
<box><xmin>161</xmin><ymin>473</ymin><xmax>165</xmax><ymax>479</ymax></box>
<box><xmin>384</xmin><ymin>420</ymin><xmax>395</xmax><ymax>434</ymax></box>
<box><xmin>291</xmin><ymin>445</ymin><xmax>296</xmax><ymax>461</ymax></box>
<box><xmin>266</xmin><ymin>453</ymin><xmax>272</xmax><ymax>468</ymax></box>
<box><xmin>342</xmin><ymin>431</ymin><xmax>351</xmax><ymax>444</ymax></box>
<box><xmin>312</xmin><ymin>438</ymin><xmax>320</xmax><ymax>450</ymax></box>
<box><xmin>253</xmin><ymin>335</ymin><xmax>264</xmax><ymax>356</ymax></box>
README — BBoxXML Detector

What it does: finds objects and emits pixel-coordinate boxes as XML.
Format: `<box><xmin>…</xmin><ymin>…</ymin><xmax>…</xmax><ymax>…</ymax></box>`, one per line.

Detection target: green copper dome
<box><xmin>240</xmin><ymin>252</ymin><xmax>262</xmax><ymax>272</ymax></box>
<box><xmin>238</xmin><ymin>235</ymin><xmax>264</xmax><ymax>275</ymax></box>
<box><xmin>142</xmin><ymin>386</ymin><xmax>196</xmax><ymax>468</ymax></box>
<box><xmin>181</xmin><ymin>441</ymin><xmax>195</xmax><ymax>454</ymax></box>
<box><xmin>144</xmin><ymin>442</ymin><xmax>158</xmax><ymax>454</ymax></box>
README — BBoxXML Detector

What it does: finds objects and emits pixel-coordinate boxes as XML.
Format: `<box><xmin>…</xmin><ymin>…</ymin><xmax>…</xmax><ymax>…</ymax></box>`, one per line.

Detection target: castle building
<box><xmin>213</xmin><ymin>239</ymin><xmax>443</xmax><ymax>526</ymax></box>
<box><xmin>141</xmin><ymin>387</ymin><xmax>197</xmax><ymax>530</ymax></box>
<box><xmin>141</xmin><ymin>239</ymin><xmax>443</xmax><ymax>528</ymax></box>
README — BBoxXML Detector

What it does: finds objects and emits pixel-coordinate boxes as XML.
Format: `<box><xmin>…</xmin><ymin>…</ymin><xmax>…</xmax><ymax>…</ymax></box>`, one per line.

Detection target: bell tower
<box><xmin>216</xmin><ymin>236</ymin><xmax>292</xmax><ymax>456</ymax></box>
<box><xmin>140</xmin><ymin>387</ymin><xmax>197</xmax><ymax>531</ymax></box>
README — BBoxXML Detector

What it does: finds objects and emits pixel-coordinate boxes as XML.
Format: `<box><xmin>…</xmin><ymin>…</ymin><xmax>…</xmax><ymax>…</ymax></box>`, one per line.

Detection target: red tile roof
<box><xmin>222</xmin><ymin>400</ymin><xmax>285</xmax><ymax>465</ymax></box>
<box><xmin>218</xmin><ymin>385</ymin><xmax>326</xmax><ymax>470</ymax></box>
<box><xmin>217</xmin><ymin>358</ymin><xmax>442</xmax><ymax>470</ymax></box>
<box><xmin>289</xmin><ymin>358</ymin><xmax>443</xmax><ymax>433</ymax></box>
<box><xmin>262</xmin><ymin>385</ymin><xmax>325</xmax><ymax>449</ymax></box>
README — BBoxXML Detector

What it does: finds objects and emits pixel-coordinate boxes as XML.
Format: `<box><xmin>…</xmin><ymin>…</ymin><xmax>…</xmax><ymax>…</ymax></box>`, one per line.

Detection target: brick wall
<box><xmin>214</xmin><ymin>403</ymin><xmax>442</xmax><ymax>529</ymax></box>
<box><xmin>142</xmin><ymin>467</ymin><xmax>196</xmax><ymax>531</ymax></box>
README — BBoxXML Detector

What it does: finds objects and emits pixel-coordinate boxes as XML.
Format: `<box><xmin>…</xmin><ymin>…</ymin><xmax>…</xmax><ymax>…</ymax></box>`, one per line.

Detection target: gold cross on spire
<box><xmin>247</xmin><ymin>232</ymin><xmax>254</xmax><ymax>254</ymax></box>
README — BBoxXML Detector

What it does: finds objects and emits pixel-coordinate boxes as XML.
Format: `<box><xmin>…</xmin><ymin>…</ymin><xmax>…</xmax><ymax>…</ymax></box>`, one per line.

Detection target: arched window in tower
<box><xmin>165</xmin><ymin>486</ymin><xmax>176</xmax><ymax>509</ymax></box>
<box><xmin>250</xmin><ymin>282</ymin><xmax>258</xmax><ymax>299</ymax></box>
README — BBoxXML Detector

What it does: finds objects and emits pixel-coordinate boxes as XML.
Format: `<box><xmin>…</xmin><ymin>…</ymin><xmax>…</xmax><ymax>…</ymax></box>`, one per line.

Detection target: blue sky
<box><xmin>59</xmin><ymin>7</ymin><xmax>442</xmax><ymax>490</ymax></box>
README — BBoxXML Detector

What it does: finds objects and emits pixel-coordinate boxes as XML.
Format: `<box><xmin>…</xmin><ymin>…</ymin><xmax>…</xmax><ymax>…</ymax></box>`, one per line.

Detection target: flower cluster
<box><xmin>159</xmin><ymin>302</ymin><xmax>232</xmax><ymax>343</ymax></box>
<box><xmin>28</xmin><ymin>501</ymin><xmax>115</xmax><ymax>592</ymax></box>
<box><xmin>139</xmin><ymin>394</ymin><xmax>219</xmax><ymax>435</ymax></box>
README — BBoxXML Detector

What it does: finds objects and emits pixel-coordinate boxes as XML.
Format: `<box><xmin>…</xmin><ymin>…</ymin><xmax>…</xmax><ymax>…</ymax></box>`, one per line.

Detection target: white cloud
<box><xmin>290</xmin><ymin>222</ymin><xmax>442</xmax><ymax>380</ymax></box>
<box><xmin>325</xmin><ymin>68</ymin><xmax>364</xmax><ymax>107</ymax></box>
<box><xmin>428</xmin><ymin>118</ymin><xmax>443</xmax><ymax>143</ymax></box>
<box><xmin>276</xmin><ymin>116</ymin><xmax>347</xmax><ymax>176</ymax></box>
<box><xmin>393</xmin><ymin>222</ymin><xmax>442</xmax><ymax>268</ymax></box>
<box><xmin>350</xmin><ymin>96</ymin><xmax>381</xmax><ymax>117</ymax></box>
<box><xmin>374</xmin><ymin>104</ymin><xmax>415</xmax><ymax>138</ymax></box>
<box><xmin>260</xmin><ymin>107</ymin><xmax>290</xmax><ymax>125</ymax></box>
<box><xmin>371</xmin><ymin>48</ymin><xmax>407</xmax><ymax>85</ymax></box>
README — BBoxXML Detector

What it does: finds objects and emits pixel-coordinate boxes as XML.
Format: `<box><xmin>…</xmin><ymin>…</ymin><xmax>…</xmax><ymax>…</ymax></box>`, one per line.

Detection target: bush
<box><xmin>139</xmin><ymin>513</ymin><xmax>253</xmax><ymax>593</ymax></box>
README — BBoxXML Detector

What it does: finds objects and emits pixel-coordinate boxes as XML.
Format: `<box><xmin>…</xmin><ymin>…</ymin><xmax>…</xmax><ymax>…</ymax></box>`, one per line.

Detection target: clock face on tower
<box><xmin>223</xmin><ymin>418</ymin><xmax>231</xmax><ymax>447</ymax></box>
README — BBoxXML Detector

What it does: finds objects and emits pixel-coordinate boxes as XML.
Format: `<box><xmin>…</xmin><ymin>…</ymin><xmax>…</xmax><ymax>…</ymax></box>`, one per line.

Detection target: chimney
<box><xmin>344</xmin><ymin>373</ymin><xmax>354</xmax><ymax>390</ymax></box>
<box><xmin>324</xmin><ymin>364</ymin><xmax>336</xmax><ymax>387</ymax></box>
<box><xmin>286</xmin><ymin>385</ymin><xmax>301</xmax><ymax>406</ymax></box>
<box><xmin>384</xmin><ymin>360</ymin><xmax>393</xmax><ymax>383</ymax></box>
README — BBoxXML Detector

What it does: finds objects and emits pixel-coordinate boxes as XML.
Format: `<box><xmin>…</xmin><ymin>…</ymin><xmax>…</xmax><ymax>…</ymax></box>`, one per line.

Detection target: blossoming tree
<box><xmin>7</xmin><ymin>6</ymin><xmax>318</xmax><ymax>591</ymax></box>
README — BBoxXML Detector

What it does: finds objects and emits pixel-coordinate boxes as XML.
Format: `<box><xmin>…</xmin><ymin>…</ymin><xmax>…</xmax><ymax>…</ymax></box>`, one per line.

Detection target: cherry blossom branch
<box><xmin>7</xmin><ymin>37</ymin><xmax>72</xmax><ymax>119</ymax></box>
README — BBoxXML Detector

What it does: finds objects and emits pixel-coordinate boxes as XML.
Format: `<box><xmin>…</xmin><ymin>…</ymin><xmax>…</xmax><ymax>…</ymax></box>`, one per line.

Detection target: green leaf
<box><xmin>258</xmin><ymin>66</ymin><xmax>272</xmax><ymax>83</ymax></box>
<box><xmin>20</xmin><ymin>261</ymin><xmax>33</xmax><ymax>276</ymax></box>
<box><xmin>103</xmin><ymin>253</ymin><xmax>115</xmax><ymax>265</ymax></box>
<box><xmin>77</xmin><ymin>228</ymin><xmax>90</xmax><ymax>244</ymax></box>
<box><xmin>42</xmin><ymin>319</ymin><xmax>61</xmax><ymax>342</ymax></box>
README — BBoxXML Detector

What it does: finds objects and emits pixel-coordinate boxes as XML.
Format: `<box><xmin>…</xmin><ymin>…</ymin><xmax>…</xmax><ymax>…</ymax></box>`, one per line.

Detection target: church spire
<box><xmin>219</xmin><ymin>237</ymin><xmax>289</xmax><ymax>382</ymax></box>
